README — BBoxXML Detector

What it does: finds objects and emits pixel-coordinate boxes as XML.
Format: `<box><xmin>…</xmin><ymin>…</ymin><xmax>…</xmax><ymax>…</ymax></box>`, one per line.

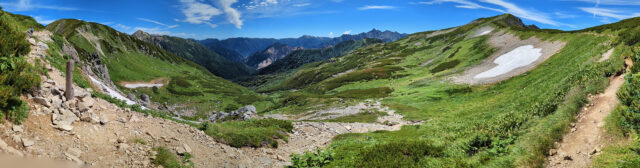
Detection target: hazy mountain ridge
<box><xmin>132</xmin><ymin>30</ymin><xmax>255</xmax><ymax>79</ymax></box>
<box><xmin>245</xmin><ymin>42</ymin><xmax>303</xmax><ymax>69</ymax></box>
<box><xmin>199</xmin><ymin>29</ymin><xmax>407</xmax><ymax>62</ymax></box>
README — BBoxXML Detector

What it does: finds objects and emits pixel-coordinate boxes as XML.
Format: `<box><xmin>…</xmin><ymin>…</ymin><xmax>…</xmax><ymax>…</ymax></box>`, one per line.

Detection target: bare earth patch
<box><xmin>597</xmin><ymin>48</ymin><xmax>614</xmax><ymax>62</ymax></box>
<box><xmin>451</xmin><ymin>31</ymin><xmax>566</xmax><ymax>85</ymax></box>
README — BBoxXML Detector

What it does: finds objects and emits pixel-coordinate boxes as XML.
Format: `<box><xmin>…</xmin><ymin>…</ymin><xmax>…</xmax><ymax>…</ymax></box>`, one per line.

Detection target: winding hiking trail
<box><xmin>545</xmin><ymin>58</ymin><xmax>631</xmax><ymax>168</ymax></box>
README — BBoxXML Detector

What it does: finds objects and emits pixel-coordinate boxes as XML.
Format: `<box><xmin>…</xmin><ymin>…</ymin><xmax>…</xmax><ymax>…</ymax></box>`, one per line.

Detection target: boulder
<box><xmin>183</xmin><ymin>144</ymin><xmax>192</xmax><ymax>153</ymax></box>
<box><xmin>99</xmin><ymin>114</ymin><xmax>109</xmax><ymax>125</ymax></box>
<box><xmin>140</xmin><ymin>94</ymin><xmax>150</xmax><ymax>107</ymax></box>
<box><xmin>79</xmin><ymin>112</ymin><xmax>100</xmax><ymax>124</ymax></box>
<box><xmin>126</xmin><ymin>93</ymin><xmax>136</xmax><ymax>101</ymax></box>
<box><xmin>28</xmin><ymin>38</ymin><xmax>36</xmax><ymax>45</ymax></box>
<box><xmin>12</xmin><ymin>125</ymin><xmax>23</xmax><ymax>133</ymax></box>
<box><xmin>31</xmin><ymin>97</ymin><xmax>51</xmax><ymax>108</ymax></box>
<box><xmin>52</xmin><ymin>109</ymin><xmax>78</xmax><ymax>131</ymax></box>
<box><xmin>22</xmin><ymin>139</ymin><xmax>34</xmax><ymax>147</ymax></box>
<box><xmin>77</xmin><ymin>103</ymin><xmax>90</xmax><ymax>113</ymax></box>
<box><xmin>37</xmin><ymin>41</ymin><xmax>49</xmax><ymax>50</ymax></box>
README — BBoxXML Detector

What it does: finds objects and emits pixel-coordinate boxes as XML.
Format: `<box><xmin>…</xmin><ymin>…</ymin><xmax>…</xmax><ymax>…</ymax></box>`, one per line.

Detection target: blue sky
<box><xmin>1</xmin><ymin>0</ymin><xmax>639</xmax><ymax>39</ymax></box>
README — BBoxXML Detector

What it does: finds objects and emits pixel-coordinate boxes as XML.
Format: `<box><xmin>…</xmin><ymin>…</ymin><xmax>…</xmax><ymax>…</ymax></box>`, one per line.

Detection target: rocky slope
<box><xmin>245</xmin><ymin>43</ymin><xmax>303</xmax><ymax>69</ymax></box>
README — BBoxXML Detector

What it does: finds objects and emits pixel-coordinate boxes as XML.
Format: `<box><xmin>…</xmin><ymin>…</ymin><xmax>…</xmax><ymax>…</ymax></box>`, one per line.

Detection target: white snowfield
<box><xmin>88</xmin><ymin>76</ymin><xmax>146</xmax><ymax>109</ymax></box>
<box><xmin>123</xmin><ymin>83</ymin><xmax>164</xmax><ymax>89</ymax></box>
<box><xmin>478</xmin><ymin>30</ymin><xmax>492</xmax><ymax>36</ymax></box>
<box><xmin>475</xmin><ymin>45</ymin><xmax>542</xmax><ymax>79</ymax></box>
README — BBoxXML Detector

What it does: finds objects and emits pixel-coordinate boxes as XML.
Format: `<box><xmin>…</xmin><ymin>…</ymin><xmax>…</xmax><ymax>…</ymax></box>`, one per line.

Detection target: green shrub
<box><xmin>289</xmin><ymin>149</ymin><xmax>335</xmax><ymax>168</ymax></box>
<box><xmin>152</xmin><ymin>147</ymin><xmax>193</xmax><ymax>168</ymax></box>
<box><xmin>335</xmin><ymin>87</ymin><xmax>394</xmax><ymax>99</ymax></box>
<box><xmin>354</xmin><ymin>140</ymin><xmax>445</xmax><ymax>168</ymax></box>
<box><xmin>201</xmin><ymin>119</ymin><xmax>293</xmax><ymax>148</ymax></box>
<box><xmin>430</xmin><ymin>59</ymin><xmax>461</xmax><ymax>73</ymax></box>
<box><xmin>0</xmin><ymin>10</ymin><xmax>41</xmax><ymax>124</ymax></box>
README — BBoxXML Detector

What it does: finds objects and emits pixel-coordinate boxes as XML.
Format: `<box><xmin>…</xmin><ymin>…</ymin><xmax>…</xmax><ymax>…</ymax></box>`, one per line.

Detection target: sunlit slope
<box><xmin>270</xmin><ymin>14</ymin><xmax>628</xmax><ymax>167</ymax></box>
<box><xmin>45</xmin><ymin>19</ymin><xmax>263</xmax><ymax>118</ymax></box>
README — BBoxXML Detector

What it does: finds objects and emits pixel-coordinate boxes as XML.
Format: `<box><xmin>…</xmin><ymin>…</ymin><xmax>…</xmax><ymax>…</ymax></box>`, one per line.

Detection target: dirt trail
<box><xmin>545</xmin><ymin>59</ymin><xmax>631</xmax><ymax>167</ymax></box>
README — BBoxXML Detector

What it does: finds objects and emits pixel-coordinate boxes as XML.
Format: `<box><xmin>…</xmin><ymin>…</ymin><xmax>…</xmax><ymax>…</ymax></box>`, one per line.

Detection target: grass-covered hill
<box><xmin>261</xmin><ymin>14</ymin><xmax>636</xmax><ymax>167</ymax></box>
<box><xmin>132</xmin><ymin>30</ymin><xmax>255</xmax><ymax>79</ymax></box>
<box><xmin>44</xmin><ymin>19</ymin><xmax>264</xmax><ymax>118</ymax></box>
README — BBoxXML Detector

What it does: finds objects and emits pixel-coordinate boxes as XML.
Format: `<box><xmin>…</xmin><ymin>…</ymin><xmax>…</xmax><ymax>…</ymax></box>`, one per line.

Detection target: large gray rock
<box><xmin>52</xmin><ymin>109</ymin><xmax>78</xmax><ymax>131</ymax></box>
<box><xmin>79</xmin><ymin>111</ymin><xmax>100</xmax><ymax>124</ymax></box>
<box><xmin>140</xmin><ymin>94</ymin><xmax>150</xmax><ymax>107</ymax></box>
<box><xmin>211</xmin><ymin>105</ymin><xmax>258</xmax><ymax>121</ymax></box>
<box><xmin>31</xmin><ymin>97</ymin><xmax>51</xmax><ymax>108</ymax></box>
<box><xmin>127</xmin><ymin>93</ymin><xmax>136</xmax><ymax>101</ymax></box>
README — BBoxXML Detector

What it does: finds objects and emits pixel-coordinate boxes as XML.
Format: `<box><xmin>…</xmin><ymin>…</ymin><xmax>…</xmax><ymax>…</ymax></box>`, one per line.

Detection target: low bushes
<box><xmin>289</xmin><ymin>149</ymin><xmax>335</xmax><ymax>168</ymax></box>
<box><xmin>200</xmin><ymin>119</ymin><xmax>293</xmax><ymax>148</ymax></box>
<box><xmin>152</xmin><ymin>147</ymin><xmax>193</xmax><ymax>168</ymax></box>
<box><xmin>354</xmin><ymin>140</ymin><xmax>445</xmax><ymax>168</ymax></box>
<box><xmin>335</xmin><ymin>87</ymin><xmax>393</xmax><ymax>99</ymax></box>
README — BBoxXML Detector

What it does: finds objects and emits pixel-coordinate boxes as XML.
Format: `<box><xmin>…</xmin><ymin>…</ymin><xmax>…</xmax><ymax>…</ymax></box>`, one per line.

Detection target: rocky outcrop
<box><xmin>208</xmin><ymin>105</ymin><xmax>258</xmax><ymax>121</ymax></box>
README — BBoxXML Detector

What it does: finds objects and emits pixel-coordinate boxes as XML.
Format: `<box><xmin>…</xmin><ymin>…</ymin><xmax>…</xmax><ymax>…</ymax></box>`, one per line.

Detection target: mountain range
<box><xmin>132</xmin><ymin>30</ymin><xmax>254</xmax><ymax>79</ymax></box>
<box><xmin>199</xmin><ymin>29</ymin><xmax>407</xmax><ymax>63</ymax></box>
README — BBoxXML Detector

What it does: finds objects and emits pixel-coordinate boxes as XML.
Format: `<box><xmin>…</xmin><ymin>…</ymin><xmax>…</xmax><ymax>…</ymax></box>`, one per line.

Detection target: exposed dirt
<box><xmin>545</xmin><ymin>59</ymin><xmax>631</xmax><ymax>168</ymax></box>
<box><xmin>597</xmin><ymin>48</ymin><xmax>614</xmax><ymax>62</ymax></box>
<box><xmin>451</xmin><ymin>31</ymin><xmax>566</xmax><ymax>85</ymax></box>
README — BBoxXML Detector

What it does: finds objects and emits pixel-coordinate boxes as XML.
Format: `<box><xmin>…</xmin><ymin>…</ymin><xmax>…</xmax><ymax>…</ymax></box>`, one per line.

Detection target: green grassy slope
<box><xmin>269</xmin><ymin>14</ymin><xmax>630</xmax><ymax>167</ymax></box>
<box><xmin>45</xmin><ymin>19</ymin><xmax>264</xmax><ymax>119</ymax></box>
<box><xmin>132</xmin><ymin>31</ymin><xmax>255</xmax><ymax>79</ymax></box>
<box><xmin>0</xmin><ymin>8</ymin><xmax>42</xmax><ymax>124</ymax></box>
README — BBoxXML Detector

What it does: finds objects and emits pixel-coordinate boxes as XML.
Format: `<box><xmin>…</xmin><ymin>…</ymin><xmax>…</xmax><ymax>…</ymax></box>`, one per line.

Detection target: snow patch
<box><xmin>124</xmin><ymin>83</ymin><xmax>164</xmax><ymax>89</ymax></box>
<box><xmin>88</xmin><ymin>76</ymin><xmax>145</xmax><ymax>109</ymax></box>
<box><xmin>475</xmin><ymin>45</ymin><xmax>542</xmax><ymax>79</ymax></box>
<box><xmin>478</xmin><ymin>30</ymin><xmax>492</xmax><ymax>36</ymax></box>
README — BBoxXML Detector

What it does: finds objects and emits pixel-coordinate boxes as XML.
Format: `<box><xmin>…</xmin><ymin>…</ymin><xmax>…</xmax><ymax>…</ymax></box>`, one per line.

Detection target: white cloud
<box><xmin>215</xmin><ymin>0</ymin><xmax>243</xmax><ymax>29</ymax></box>
<box><xmin>293</xmin><ymin>3</ymin><xmax>311</xmax><ymax>7</ymax></box>
<box><xmin>342</xmin><ymin>30</ymin><xmax>351</xmax><ymax>35</ymax></box>
<box><xmin>419</xmin><ymin>0</ymin><xmax>503</xmax><ymax>12</ymax></box>
<box><xmin>137</xmin><ymin>18</ymin><xmax>179</xmax><ymax>29</ymax></box>
<box><xmin>33</xmin><ymin>16</ymin><xmax>54</xmax><ymax>25</ymax></box>
<box><xmin>329</xmin><ymin>32</ymin><xmax>334</xmax><ymax>38</ymax></box>
<box><xmin>357</xmin><ymin>5</ymin><xmax>396</xmax><ymax>10</ymax></box>
<box><xmin>180</xmin><ymin>0</ymin><xmax>222</xmax><ymax>25</ymax></box>
<box><xmin>0</xmin><ymin>0</ymin><xmax>78</xmax><ymax>11</ymax></box>
<box><xmin>419</xmin><ymin>0</ymin><xmax>561</xmax><ymax>26</ymax></box>
<box><xmin>114</xmin><ymin>24</ymin><xmax>131</xmax><ymax>30</ymax></box>
<box><xmin>567</xmin><ymin>0</ymin><xmax>640</xmax><ymax>5</ymax></box>
<box><xmin>580</xmin><ymin>7</ymin><xmax>640</xmax><ymax>20</ymax></box>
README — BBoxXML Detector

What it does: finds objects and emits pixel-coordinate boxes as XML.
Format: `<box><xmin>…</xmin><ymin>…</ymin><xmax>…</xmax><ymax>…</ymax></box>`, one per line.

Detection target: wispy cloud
<box><xmin>357</xmin><ymin>5</ymin><xmax>396</xmax><ymax>10</ymax></box>
<box><xmin>329</xmin><ymin>32</ymin><xmax>334</xmax><ymax>38</ymax></box>
<box><xmin>418</xmin><ymin>0</ymin><xmax>503</xmax><ymax>13</ymax></box>
<box><xmin>0</xmin><ymin>0</ymin><xmax>78</xmax><ymax>11</ymax></box>
<box><xmin>114</xmin><ymin>24</ymin><xmax>131</xmax><ymax>30</ymax></box>
<box><xmin>580</xmin><ymin>7</ymin><xmax>640</xmax><ymax>20</ymax></box>
<box><xmin>342</xmin><ymin>30</ymin><xmax>352</xmax><ymax>35</ymax></box>
<box><xmin>418</xmin><ymin>0</ymin><xmax>562</xmax><ymax>26</ymax></box>
<box><xmin>217</xmin><ymin>0</ymin><xmax>243</xmax><ymax>29</ymax></box>
<box><xmin>293</xmin><ymin>3</ymin><xmax>311</xmax><ymax>7</ymax></box>
<box><xmin>178</xmin><ymin>0</ymin><xmax>243</xmax><ymax>29</ymax></box>
<box><xmin>33</xmin><ymin>16</ymin><xmax>54</xmax><ymax>25</ymax></box>
<box><xmin>137</xmin><ymin>18</ymin><xmax>178</xmax><ymax>29</ymax></box>
<box><xmin>179</xmin><ymin>0</ymin><xmax>222</xmax><ymax>28</ymax></box>
<box><xmin>566</xmin><ymin>0</ymin><xmax>640</xmax><ymax>5</ymax></box>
